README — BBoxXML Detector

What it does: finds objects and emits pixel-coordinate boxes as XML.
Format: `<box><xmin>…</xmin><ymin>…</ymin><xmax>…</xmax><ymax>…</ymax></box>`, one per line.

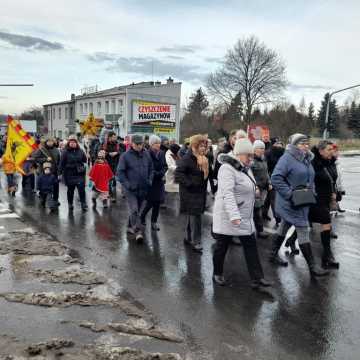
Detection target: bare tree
<box><xmin>207</xmin><ymin>35</ymin><xmax>287</xmax><ymax>124</ymax></box>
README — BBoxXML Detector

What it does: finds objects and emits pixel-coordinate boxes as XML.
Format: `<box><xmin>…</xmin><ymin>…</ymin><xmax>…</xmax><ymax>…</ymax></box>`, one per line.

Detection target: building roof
<box><xmin>43</xmin><ymin>99</ymin><xmax>74</xmax><ymax>107</ymax></box>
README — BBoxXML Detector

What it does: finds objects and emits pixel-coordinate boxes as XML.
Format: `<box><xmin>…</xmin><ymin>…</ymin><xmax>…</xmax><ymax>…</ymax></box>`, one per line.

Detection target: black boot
<box><xmin>285</xmin><ymin>230</ymin><xmax>300</xmax><ymax>255</ymax></box>
<box><xmin>321</xmin><ymin>230</ymin><xmax>339</xmax><ymax>269</ymax></box>
<box><xmin>269</xmin><ymin>235</ymin><xmax>288</xmax><ymax>266</ymax></box>
<box><xmin>299</xmin><ymin>243</ymin><xmax>329</xmax><ymax>277</ymax></box>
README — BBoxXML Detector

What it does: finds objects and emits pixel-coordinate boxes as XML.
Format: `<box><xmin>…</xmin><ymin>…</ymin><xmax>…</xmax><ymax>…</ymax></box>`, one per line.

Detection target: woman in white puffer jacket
<box><xmin>212</xmin><ymin>138</ymin><xmax>271</xmax><ymax>289</ymax></box>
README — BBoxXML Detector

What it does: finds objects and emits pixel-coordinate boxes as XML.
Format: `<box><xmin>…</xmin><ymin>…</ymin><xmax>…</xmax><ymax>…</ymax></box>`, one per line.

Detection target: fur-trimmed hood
<box><xmin>217</xmin><ymin>153</ymin><xmax>245</xmax><ymax>171</ymax></box>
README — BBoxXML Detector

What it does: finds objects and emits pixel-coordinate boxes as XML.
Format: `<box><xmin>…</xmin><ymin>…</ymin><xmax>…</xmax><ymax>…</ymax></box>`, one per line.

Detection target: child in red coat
<box><xmin>89</xmin><ymin>150</ymin><xmax>114</xmax><ymax>208</ymax></box>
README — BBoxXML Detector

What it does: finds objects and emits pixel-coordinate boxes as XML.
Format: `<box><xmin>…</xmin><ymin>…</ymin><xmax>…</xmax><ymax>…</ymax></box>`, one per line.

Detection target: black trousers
<box><xmin>254</xmin><ymin>206</ymin><xmax>264</xmax><ymax>233</ymax></box>
<box><xmin>141</xmin><ymin>200</ymin><xmax>160</xmax><ymax>223</ymax></box>
<box><xmin>212</xmin><ymin>233</ymin><xmax>264</xmax><ymax>280</ymax></box>
<box><xmin>67</xmin><ymin>182</ymin><xmax>86</xmax><ymax>205</ymax></box>
<box><xmin>22</xmin><ymin>174</ymin><xmax>35</xmax><ymax>191</ymax></box>
<box><xmin>263</xmin><ymin>188</ymin><xmax>280</xmax><ymax>223</ymax></box>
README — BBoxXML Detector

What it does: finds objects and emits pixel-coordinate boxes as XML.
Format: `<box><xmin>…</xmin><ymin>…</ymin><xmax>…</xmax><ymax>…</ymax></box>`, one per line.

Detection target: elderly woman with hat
<box><xmin>270</xmin><ymin>133</ymin><xmax>328</xmax><ymax>277</ymax></box>
<box><xmin>59</xmin><ymin>135</ymin><xmax>88</xmax><ymax>211</ymax></box>
<box><xmin>212</xmin><ymin>138</ymin><xmax>271</xmax><ymax>288</ymax></box>
<box><xmin>175</xmin><ymin>134</ymin><xmax>209</xmax><ymax>253</ymax></box>
<box><xmin>140</xmin><ymin>135</ymin><xmax>168</xmax><ymax>231</ymax></box>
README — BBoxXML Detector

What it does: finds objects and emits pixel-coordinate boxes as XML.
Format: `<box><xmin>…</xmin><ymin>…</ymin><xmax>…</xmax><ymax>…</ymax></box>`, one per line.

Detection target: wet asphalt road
<box><xmin>2</xmin><ymin>155</ymin><xmax>360</xmax><ymax>360</ymax></box>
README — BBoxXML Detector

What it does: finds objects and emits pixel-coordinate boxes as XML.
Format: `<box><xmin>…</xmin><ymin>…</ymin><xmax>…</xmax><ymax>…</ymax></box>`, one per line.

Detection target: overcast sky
<box><xmin>0</xmin><ymin>0</ymin><xmax>359</xmax><ymax>114</ymax></box>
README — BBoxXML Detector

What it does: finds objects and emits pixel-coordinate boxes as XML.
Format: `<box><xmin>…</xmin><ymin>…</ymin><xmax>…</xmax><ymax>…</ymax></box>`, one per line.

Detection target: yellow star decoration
<box><xmin>80</xmin><ymin>113</ymin><xmax>103</xmax><ymax>136</ymax></box>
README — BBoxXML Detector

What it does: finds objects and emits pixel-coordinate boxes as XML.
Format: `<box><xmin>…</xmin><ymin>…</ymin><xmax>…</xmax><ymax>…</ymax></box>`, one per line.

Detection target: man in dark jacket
<box><xmin>175</xmin><ymin>134</ymin><xmax>209</xmax><ymax>253</ymax></box>
<box><xmin>89</xmin><ymin>136</ymin><xmax>100</xmax><ymax>165</ymax></box>
<box><xmin>116</xmin><ymin>135</ymin><xmax>154</xmax><ymax>242</ymax></box>
<box><xmin>263</xmin><ymin>140</ymin><xmax>285</xmax><ymax>225</ymax></box>
<box><xmin>179</xmin><ymin>138</ymin><xmax>190</xmax><ymax>158</ymax></box>
<box><xmin>213</xmin><ymin>129</ymin><xmax>237</xmax><ymax>180</ymax></box>
<box><xmin>140</xmin><ymin>135</ymin><xmax>168</xmax><ymax>231</ymax></box>
<box><xmin>33</xmin><ymin>137</ymin><xmax>61</xmax><ymax>206</ymax></box>
<box><xmin>103</xmin><ymin>131</ymin><xmax>124</xmax><ymax>202</ymax></box>
<box><xmin>251</xmin><ymin>140</ymin><xmax>271</xmax><ymax>238</ymax></box>
<box><xmin>59</xmin><ymin>135</ymin><xmax>88</xmax><ymax>211</ymax></box>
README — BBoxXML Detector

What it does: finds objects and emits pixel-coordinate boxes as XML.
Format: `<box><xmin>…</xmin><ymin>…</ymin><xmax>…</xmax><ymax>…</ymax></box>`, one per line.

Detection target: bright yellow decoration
<box><xmin>3</xmin><ymin>116</ymin><xmax>38</xmax><ymax>175</ymax></box>
<box><xmin>80</xmin><ymin>113</ymin><xmax>103</xmax><ymax>136</ymax></box>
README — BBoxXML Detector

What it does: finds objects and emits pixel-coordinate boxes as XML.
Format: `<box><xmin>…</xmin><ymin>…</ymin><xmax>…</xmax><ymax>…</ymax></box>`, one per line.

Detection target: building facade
<box><xmin>43</xmin><ymin>94</ymin><xmax>76</xmax><ymax>139</ymax></box>
<box><xmin>43</xmin><ymin>78</ymin><xmax>181</xmax><ymax>140</ymax></box>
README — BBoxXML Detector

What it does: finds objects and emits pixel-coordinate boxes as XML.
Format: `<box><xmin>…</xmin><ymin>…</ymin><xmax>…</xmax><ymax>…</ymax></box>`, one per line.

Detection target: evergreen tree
<box><xmin>307</xmin><ymin>102</ymin><xmax>315</xmax><ymax>128</ymax></box>
<box><xmin>318</xmin><ymin>93</ymin><xmax>339</xmax><ymax>137</ymax></box>
<box><xmin>187</xmin><ymin>88</ymin><xmax>209</xmax><ymax>116</ymax></box>
<box><xmin>223</xmin><ymin>91</ymin><xmax>244</xmax><ymax>127</ymax></box>
<box><xmin>347</xmin><ymin>101</ymin><xmax>358</xmax><ymax>133</ymax></box>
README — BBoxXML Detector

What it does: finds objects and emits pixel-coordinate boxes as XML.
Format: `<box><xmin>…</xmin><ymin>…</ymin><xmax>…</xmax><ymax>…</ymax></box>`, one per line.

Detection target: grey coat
<box><xmin>212</xmin><ymin>154</ymin><xmax>256</xmax><ymax>236</ymax></box>
<box><xmin>271</xmin><ymin>144</ymin><xmax>315</xmax><ymax>227</ymax></box>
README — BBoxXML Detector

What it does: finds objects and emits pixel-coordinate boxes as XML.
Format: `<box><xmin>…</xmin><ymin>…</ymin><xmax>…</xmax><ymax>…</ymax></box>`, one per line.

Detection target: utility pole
<box><xmin>323</xmin><ymin>84</ymin><xmax>360</xmax><ymax>139</ymax></box>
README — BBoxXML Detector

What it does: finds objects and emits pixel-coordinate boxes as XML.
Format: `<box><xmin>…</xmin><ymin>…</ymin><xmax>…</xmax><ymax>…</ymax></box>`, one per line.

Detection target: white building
<box><xmin>44</xmin><ymin>78</ymin><xmax>181</xmax><ymax>140</ymax></box>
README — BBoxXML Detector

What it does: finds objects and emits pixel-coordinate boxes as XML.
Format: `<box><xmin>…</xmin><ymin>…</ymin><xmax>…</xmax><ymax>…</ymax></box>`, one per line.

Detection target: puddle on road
<box><xmin>0</xmin><ymin>336</ymin><xmax>183</xmax><ymax>360</ymax></box>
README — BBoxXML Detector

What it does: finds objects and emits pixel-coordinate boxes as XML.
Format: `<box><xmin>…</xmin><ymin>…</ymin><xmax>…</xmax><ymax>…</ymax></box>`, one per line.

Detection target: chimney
<box><xmin>71</xmin><ymin>93</ymin><xmax>75</xmax><ymax>100</ymax></box>
<box><xmin>166</xmin><ymin>77</ymin><xmax>174</xmax><ymax>84</ymax></box>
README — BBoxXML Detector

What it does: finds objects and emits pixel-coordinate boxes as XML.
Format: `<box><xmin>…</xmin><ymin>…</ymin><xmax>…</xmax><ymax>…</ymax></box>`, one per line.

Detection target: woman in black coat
<box><xmin>309</xmin><ymin>140</ymin><xmax>339</xmax><ymax>269</ymax></box>
<box><xmin>140</xmin><ymin>135</ymin><xmax>168</xmax><ymax>231</ymax></box>
<box><xmin>175</xmin><ymin>135</ymin><xmax>209</xmax><ymax>253</ymax></box>
<box><xmin>59</xmin><ymin>135</ymin><xmax>88</xmax><ymax>211</ymax></box>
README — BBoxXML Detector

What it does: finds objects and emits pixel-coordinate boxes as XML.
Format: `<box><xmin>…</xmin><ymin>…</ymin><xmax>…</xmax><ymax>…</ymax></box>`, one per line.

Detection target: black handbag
<box><xmin>291</xmin><ymin>186</ymin><xmax>316</xmax><ymax>208</ymax></box>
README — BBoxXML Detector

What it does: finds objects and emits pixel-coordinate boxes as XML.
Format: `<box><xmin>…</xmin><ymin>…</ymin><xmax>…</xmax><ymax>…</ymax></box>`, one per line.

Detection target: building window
<box><xmin>97</xmin><ymin>102</ymin><xmax>101</xmax><ymax>115</ymax></box>
<box><xmin>58</xmin><ymin>130</ymin><xmax>63</xmax><ymax>139</ymax></box>
<box><xmin>89</xmin><ymin>102</ymin><xmax>93</xmax><ymax>114</ymax></box>
<box><xmin>52</xmin><ymin>108</ymin><xmax>55</xmax><ymax>119</ymax></box>
<box><xmin>111</xmin><ymin>100</ymin><xmax>116</xmax><ymax>114</ymax></box>
<box><xmin>118</xmin><ymin>99</ymin><xmax>123</xmax><ymax>112</ymax></box>
<box><xmin>70</xmin><ymin>106</ymin><xmax>73</xmax><ymax>119</ymax></box>
<box><xmin>58</xmin><ymin>108</ymin><xmax>61</xmax><ymax>119</ymax></box>
<box><xmin>84</xmin><ymin>103</ymin><xmax>88</xmax><ymax>114</ymax></box>
<box><xmin>80</xmin><ymin>104</ymin><xmax>83</xmax><ymax>114</ymax></box>
<box><xmin>65</xmin><ymin>108</ymin><xmax>68</xmax><ymax>119</ymax></box>
<box><xmin>105</xmin><ymin>101</ymin><xmax>109</xmax><ymax>114</ymax></box>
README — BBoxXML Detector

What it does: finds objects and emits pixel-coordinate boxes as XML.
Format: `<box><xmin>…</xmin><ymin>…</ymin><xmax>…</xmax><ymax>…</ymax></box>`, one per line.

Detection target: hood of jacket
<box><xmin>286</xmin><ymin>144</ymin><xmax>314</xmax><ymax>163</ymax></box>
<box><xmin>217</xmin><ymin>153</ymin><xmax>245</xmax><ymax>171</ymax></box>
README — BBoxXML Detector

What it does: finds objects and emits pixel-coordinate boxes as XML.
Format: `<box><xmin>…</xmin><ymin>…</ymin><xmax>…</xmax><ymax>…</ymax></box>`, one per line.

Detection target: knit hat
<box><xmin>236</xmin><ymin>129</ymin><xmax>248</xmax><ymax>139</ymax></box>
<box><xmin>149</xmin><ymin>134</ymin><xmax>161</xmax><ymax>146</ymax></box>
<box><xmin>68</xmin><ymin>134</ymin><xmax>78</xmax><ymax>142</ymax></box>
<box><xmin>289</xmin><ymin>133</ymin><xmax>309</xmax><ymax>146</ymax></box>
<box><xmin>131</xmin><ymin>134</ymin><xmax>144</xmax><ymax>145</ymax></box>
<box><xmin>253</xmin><ymin>140</ymin><xmax>265</xmax><ymax>150</ymax></box>
<box><xmin>233</xmin><ymin>138</ymin><xmax>254</xmax><ymax>155</ymax></box>
<box><xmin>97</xmin><ymin>150</ymin><xmax>106</xmax><ymax>158</ymax></box>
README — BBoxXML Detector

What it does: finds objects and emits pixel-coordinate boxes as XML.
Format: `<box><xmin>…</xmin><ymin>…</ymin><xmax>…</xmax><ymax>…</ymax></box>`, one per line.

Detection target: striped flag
<box><xmin>2</xmin><ymin>115</ymin><xmax>38</xmax><ymax>174</ymax></box>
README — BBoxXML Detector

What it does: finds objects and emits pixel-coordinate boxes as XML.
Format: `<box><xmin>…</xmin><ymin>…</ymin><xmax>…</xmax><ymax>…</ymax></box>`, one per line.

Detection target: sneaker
<box><xmin>81</xmin><ymin>204</ymin><xmax>88</xmax><ymax>212</ymax></box>
<box><xmin>192</xmin><ymin>244</ymin><xmax>203</xmax><ymax>253</ymax></box>
<box><xmin>263</xmin><ymin>215</ymin><xmax>272</xmax><ymax>222</ymax></box>
<box><xmin>212</xmin><ymin>275</ymin><xmax>226</xmax><ymax>286</ymax></box>
<box><xmin>68</xmin><ymin>204</ymin><xmax>74</xmax><ymax>211</ymax></box>
<box><xmin>183</xmin><ymin>238</ymin><xmax>192</xmax><ymax>246</ymax></box>
<box><xmin>135</xmin><ymin>233</ymin><xmax>144</xmax><ymax>243</ymax></box>
<box><xmin>330</xmin><ymin>232</ymin><xmax>338</xmax><ymax>239</ymax></box>
<box><xmin>127</xmin><ymin>227</ymin><xmax>135</xmax><ymax>235</ymax></box>
<box><xmin>103</xmin><ymin>200</ymin><xmax>108</xmax><ymax>208</ymax></box>
<box><xmin>111</xmin><ymin>198</ymin><xmax>117</xmax><ymax>203</ymax></box>
<box><xmin>151</xmin><ymin>223</ymin><xmax>160</xmax><ymax>231</ymax></box>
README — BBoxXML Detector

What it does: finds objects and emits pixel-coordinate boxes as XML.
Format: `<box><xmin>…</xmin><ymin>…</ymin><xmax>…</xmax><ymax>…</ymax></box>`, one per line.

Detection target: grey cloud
<box><xmin>204</xmin><ymin>57</ymin><xmax>222</xmax><ymax>63</ymax></box>
<box><xmin>0</xmin><ymin>31</ymin><xmax>64</xmax><ymax>51</ymax></box>
<box><xmin>106</xmin><ymin>57</ymin><xmax>206</xmax><ymax>82</ymax></box>
<box><xmin>157</xmin><ymin>45</ymin><xmax>202</xmax><ymax>54</ymax></box>
<box><xmin>87</xmin><ymin>52</ymin><xmax>117</xmax><ymax>63</ymax></box>
<box><xmin>289</xmin><ymin>83</ymin><xmax>331</xmax><ymax>91</ymax></box>
<box><xmin>166</xmin><ymin>55</ymin><xmax>185</xmax><ymax>60</ymax></box>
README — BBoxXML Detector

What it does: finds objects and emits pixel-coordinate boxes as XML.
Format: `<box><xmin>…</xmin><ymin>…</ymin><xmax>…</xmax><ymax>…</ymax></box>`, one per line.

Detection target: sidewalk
<box><xmin>0</xmin><ymin>197</ymin><xmax>188</xmax><ymax>359</ymax></box>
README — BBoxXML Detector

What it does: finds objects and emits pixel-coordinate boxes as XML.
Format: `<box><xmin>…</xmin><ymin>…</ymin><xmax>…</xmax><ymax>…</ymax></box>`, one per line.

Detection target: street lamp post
<box><xmin>323</xmin><ymin>84</ymin><xmax>360</xmax><ymax>139</ymax></box>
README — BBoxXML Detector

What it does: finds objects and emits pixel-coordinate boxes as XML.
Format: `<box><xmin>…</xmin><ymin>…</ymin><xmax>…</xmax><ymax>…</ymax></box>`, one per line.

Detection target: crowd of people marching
<box><xmin>0</xmin><ymin>120</ymin><xmax>347</xmax><ymax>290</ymax></box>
